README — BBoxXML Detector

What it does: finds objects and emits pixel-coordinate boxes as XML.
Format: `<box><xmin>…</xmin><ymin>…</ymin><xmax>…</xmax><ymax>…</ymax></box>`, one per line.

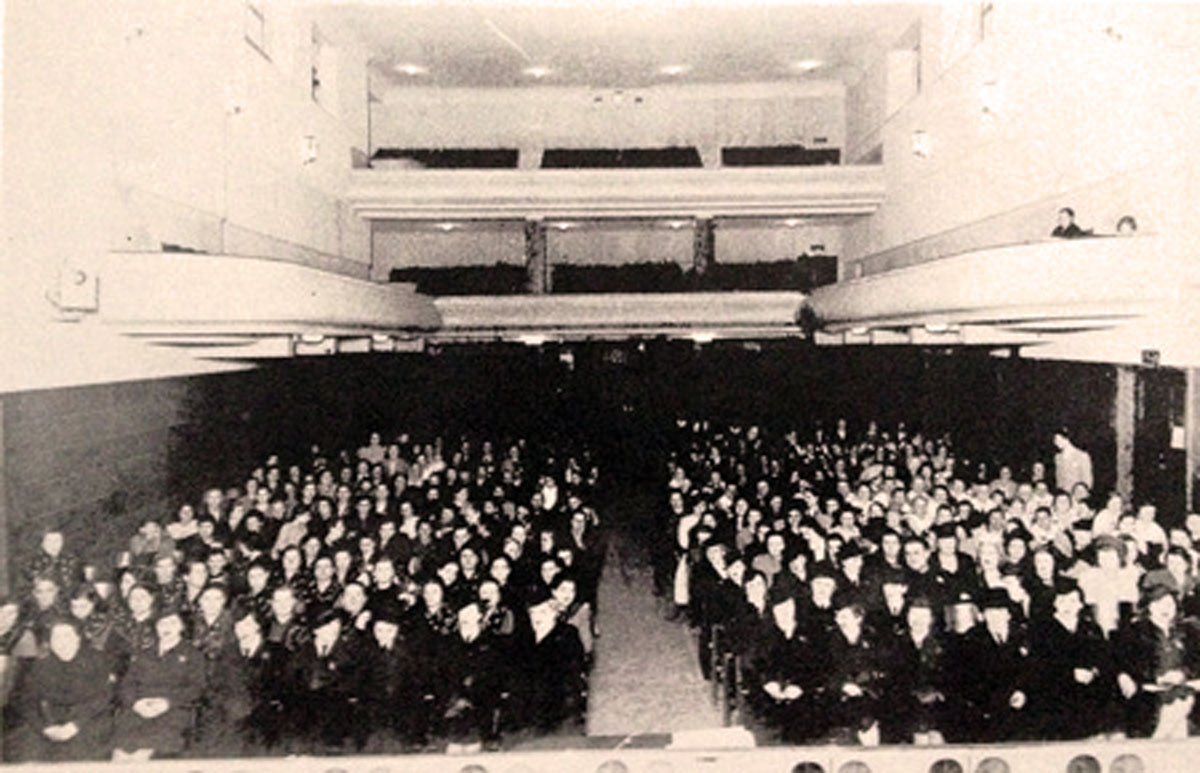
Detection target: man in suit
<box><xmin>965</xmin><ymin>587</ymin><xmax>1031</xmax><ymax>742</ymax></box>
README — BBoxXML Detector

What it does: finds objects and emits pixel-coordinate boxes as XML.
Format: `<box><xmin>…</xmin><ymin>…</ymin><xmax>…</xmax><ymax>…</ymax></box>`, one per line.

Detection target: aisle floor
<box><xmin>585</xmin><ymin>539</ymin><xmax>724</xmax><ymax>737</ymax></box>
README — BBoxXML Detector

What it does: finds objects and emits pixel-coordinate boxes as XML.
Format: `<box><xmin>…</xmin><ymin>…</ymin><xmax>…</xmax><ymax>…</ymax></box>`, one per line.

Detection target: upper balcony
<box><xmin>346</xmin><ymin>165</ymin><xmax>885</xmax><ymax>221</ymax></box>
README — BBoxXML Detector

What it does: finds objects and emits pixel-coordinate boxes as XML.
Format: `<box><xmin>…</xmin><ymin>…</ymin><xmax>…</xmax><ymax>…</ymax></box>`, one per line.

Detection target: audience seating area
<box><xmin>1</xmin><ymin>432</ymin><xmax>604</xmax><ymax>761</ymax></box>
<box><xmin>658</xmin><ymin>419</ymin><xmax>1200</xmax><ymax>746</ymax></box>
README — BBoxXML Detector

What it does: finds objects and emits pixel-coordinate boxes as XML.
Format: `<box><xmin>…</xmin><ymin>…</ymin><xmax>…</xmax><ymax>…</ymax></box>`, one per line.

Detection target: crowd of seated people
<box><xmin>0</xmin><ymin>431</ymin><xmax>604</xmax><ymax>761</ymax></box>
<box><xmin>662</xmin><ymin>419</ymin><xmax>1200</xmax><ymax>746</ymax></box>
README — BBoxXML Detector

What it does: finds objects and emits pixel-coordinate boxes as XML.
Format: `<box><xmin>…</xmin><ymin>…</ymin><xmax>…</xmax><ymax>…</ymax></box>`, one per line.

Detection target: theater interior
<box><xmin>3</xmin><ymin>2</ymin><xmax>1200</xmax><ymax>771</ymax></box>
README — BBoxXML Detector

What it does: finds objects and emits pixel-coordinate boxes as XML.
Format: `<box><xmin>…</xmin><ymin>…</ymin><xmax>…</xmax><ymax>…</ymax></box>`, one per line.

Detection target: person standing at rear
<box><xmin>1053</xmin><ymin>428</ymin><xmax>1093</xmax><ymax>496</ymax></box>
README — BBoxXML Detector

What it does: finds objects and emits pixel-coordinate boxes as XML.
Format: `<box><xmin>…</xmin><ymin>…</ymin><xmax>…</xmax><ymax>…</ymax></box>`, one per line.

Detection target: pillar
<box><xmin>518</xmin><ymin>146</ymin><xmax>543</xmax><ymax>170</ymax></box>
<box><xmin>697</xmin><ymin>144</ymin><xmax>722</xmax><ymax>169</ymax></box>
<box><xmin>0</xmin><ymin>399</ymin><xmax>8</xmax><ymax>595</ymax></box>
<box><xmin>1188</xmin><ymin>368</ymin><xmax>1200</xmax><ymax>512</ymax></box>
<box><xmin>693</xmin><ymin>217</ymin><xmax>715</xmax><ymax>276</ymax></box>
<box><xmin>1114</xmin><ymin>365</ymin><xmax>1136</xmax><ymax>504</ymax></box>
<box><xmin>525</xmin><ymin>219</ymin><xmax>548</xmax><ymax>293</ymax></box>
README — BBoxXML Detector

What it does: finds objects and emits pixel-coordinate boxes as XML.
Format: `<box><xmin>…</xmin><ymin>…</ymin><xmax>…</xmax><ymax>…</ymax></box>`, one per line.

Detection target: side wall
<box><xmin>842</xmin><ymin>3</ymin><xmax>1200</xmax><ymax>268</ymax></box>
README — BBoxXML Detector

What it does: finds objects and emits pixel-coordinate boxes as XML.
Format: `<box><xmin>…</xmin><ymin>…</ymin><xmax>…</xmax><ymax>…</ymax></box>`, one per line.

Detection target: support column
<box><xmin>1187</xmin><ymin>368</ymin><xmax>1200</xmax><ymax>512</ymax></box>
<box><xmin>693</xmin><ymin>217</ymin><xmax>715</xmax><ymax>277</ymax></box>
<box><xmin>697</xmin><ymin>144</ymin><xmax>722</xmax><ymax>169</ymax></box>
<box><xmin>518</xmin><ymin>146</ymin><xmax>543</xmax><ymax>170</ymax></box>
<box><xmin>0</xmin><ymin>399</ymin><xmax>8</xmax><ymax>596</ymax></box>
<box><xmin>525</xmin><ymin>219</ymin><xmax>548</xmax><ymax>293</ymax></box>
<box><xmin>1114</xmin><ymin>365</ymin><xmax>1136</xmax><ymax>504</ymax></box>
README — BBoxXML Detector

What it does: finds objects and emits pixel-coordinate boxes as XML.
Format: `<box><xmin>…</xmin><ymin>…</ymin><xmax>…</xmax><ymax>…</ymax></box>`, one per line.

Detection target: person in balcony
<box><xmin>1116</xmin><ymin>215</ymin><xmax>1139</xmax><ymax>236</ymax></box>
<box><xmin>1051</xmin><ymin>207</ymin><xmax>1091</xmax><ymax>238</ymax></box>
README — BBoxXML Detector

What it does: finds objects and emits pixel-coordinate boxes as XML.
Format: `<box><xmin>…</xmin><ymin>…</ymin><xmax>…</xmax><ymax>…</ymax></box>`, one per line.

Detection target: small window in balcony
<box><xmin>540</xmin><ymin>147</ymin><xmax>702</xmax><ymax>169</ymax></box>
<box><xmin>721</xmin><ymin>145</ymin><xmax>841</xmax><ymax>166</ymax></box>
<box><xmin>371</xmin><ymin>148</ymin><xmax>520</xmax><ymax>169</ymax></box>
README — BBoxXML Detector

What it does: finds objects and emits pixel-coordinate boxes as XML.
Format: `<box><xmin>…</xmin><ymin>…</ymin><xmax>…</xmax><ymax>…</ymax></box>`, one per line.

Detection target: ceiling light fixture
<box><xmin>784</xmin><ymin>218</ymin><xmax>800</xmax><ymax>227</ymax></box>
<box><xmin>551</xmin><ymin>222</ymin><xmax>575</xmax><ymax>231</ymax></box>
<box><xmin>523</xmin><ymin>65</ymin><xmax>552</xmax><ymax>79</ymax></box>
<box><xmin>792</xmin><ymin>59</ymin><xmax>823</xmax><ymax>72</ymax></box>
<box><xmin>436</xmin><ymin>222</ymin><xmax>458</xmax><ymax>231</ymax></box>
<box><xmin>393</xmin><ymin>63</ymin><xmax>427</xmax><ymax>76</ymax></box>
<box><xmin>689</xmin><ymin>331</ymin><xmax>716</xmax><ymax>344</ymax></box>
<box><xmin>659</xmin><ymin>64</ymin><xmax>690</xmax><ymax>76</ymax></box>
<box><xmin>518</xmin><ymin>334</ymin><xmax>548</xmax><ymax>347</ymax></box>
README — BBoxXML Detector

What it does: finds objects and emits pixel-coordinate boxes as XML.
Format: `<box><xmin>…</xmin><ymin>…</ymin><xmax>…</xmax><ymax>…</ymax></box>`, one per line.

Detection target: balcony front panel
<box><xmin>347</xmin><ymin>166</ymin><xmax>884</xmax><ymax>221</ymax></box>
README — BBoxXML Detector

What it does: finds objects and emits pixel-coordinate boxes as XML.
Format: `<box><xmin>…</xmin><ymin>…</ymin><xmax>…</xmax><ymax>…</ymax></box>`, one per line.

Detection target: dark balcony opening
<box><xmin>371</xmin><ymin>148</ymin><xmax>520</xmax><ymax>169</ymax></box>
<box><xmin>540</xmin><ymin>147</ymin><xmax>702</xmax><ymax>169</ymax></box>
<box><xmin>389</xmin><ymin>264</ymin><xmax>529</xmax><ymax>295</ymax></box>
<box><xmin>551</xmin><ymin>254</ymin><xmax>838</xmax><ymax>293</ymax></box>
<box><xmin>721</xmin><ymin>145</ymin><xmax>841</xmax><ymax>166</ymax></box>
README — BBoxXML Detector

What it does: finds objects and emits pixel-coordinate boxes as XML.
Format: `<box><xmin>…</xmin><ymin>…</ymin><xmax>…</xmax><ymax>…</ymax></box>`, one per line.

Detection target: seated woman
<box><xmin>7</xmin><ymin>619</ymin><xmax>114</xmax><ymax>762</ymax></box>
<box><xmin>748</xmin><ymin>595</ymin><xmax>826</xmax><ymax>744</ymax></box>
<box><xmin>1118</xmin><ymin>583</ymin><xmax>1200</xmax><ymax>739</ymax></box>
<box><xmin>112</xmin><ymin>612</ymin><xmax>205</xmax><ymax>760</ymax></box>
<box><xmin>519</xmin><ymin>580</ymin><xmax>588</xmax><ymax>732</ymax></box>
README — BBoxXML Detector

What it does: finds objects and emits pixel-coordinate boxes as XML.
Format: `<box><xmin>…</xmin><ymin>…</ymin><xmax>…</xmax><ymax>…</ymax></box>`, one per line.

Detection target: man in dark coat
<box><xmin>291</xmin><ymin>608</ymin><xmax>367</xmax><ymax>752</ymax></box>
<box><xmin>963</xmin><ymin>587</ymin><xmax>1031</xmax><ymax>742</ymax></box>
<box><xmin>112</xmin><ymin>612</ymin><xmax>205</xmax><ymax>760</ymax></box>
<box><xmin>363</xmin><ymin>597</ymin><xmax>424</xmax><ymax>748</ymax></box>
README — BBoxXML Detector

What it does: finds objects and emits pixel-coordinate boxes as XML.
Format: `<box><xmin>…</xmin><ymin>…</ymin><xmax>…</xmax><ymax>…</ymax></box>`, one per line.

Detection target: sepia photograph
<box><xmin>2</xmin><ymin>2</ymin><xmax>1199</xmax><ymax>771</ymax></box>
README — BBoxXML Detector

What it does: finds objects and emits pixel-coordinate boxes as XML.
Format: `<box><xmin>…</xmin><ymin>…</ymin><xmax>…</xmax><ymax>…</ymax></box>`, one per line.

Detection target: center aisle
<box><xmin>586</xmin><ymin>528</ymin><xmax>724</xmax><ymax>737</ymax></box>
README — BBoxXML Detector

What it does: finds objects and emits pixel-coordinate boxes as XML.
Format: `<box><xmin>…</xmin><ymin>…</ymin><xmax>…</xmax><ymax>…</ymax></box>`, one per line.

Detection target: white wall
<box><xmin>842</xmin><ymin>3</ymin><xmax>1200</xmax><ymax>264</ymax></box>
<box><xmin>2</xmin><ymin>0</ymin><xmax>374</xmax><ymax>390</ymax></box>
<box><xmin>371</xmin><ymin>81</ymin><xmax>845</xmax><ymax>157</ymax></box>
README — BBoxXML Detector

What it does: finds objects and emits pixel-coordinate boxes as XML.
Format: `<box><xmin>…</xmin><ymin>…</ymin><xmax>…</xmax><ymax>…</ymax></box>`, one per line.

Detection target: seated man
<box><xmin>8</xmin><ymin>619</ymin><xmax>114</xmax><ymax>762</ymax></box>
<box><xmin>1051</xmin><ymin>207</ymin><xmax>1089</xmax><ymax>238</ymax></box>
<box><xmin>112</xmin><ymin>612</ymin><xmax>205</xmax><ymax>760</ymax></box>
<box><xmin>291</xmin><ymin>608</ymin><xmax>367</xmax><ymax>752</ymax></box>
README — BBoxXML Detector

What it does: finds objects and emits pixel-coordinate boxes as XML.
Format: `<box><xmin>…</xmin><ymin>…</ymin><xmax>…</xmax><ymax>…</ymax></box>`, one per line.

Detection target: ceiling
<box><xmin>314</xmin><ymin>2</ymin><xmax>924</xmax><ymax>90</ymax></box>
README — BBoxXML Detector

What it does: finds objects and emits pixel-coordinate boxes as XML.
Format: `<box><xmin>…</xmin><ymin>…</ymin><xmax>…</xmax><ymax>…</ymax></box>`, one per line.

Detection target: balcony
<box><xmin>346</xmin><ymin>165</ymin><xmax>884</xmax><ymax>221</ymax></box>
<box><xmin>805</xmin><ymin>234</ymin><xmax>1200</xmax><ymax>366</ymax></box>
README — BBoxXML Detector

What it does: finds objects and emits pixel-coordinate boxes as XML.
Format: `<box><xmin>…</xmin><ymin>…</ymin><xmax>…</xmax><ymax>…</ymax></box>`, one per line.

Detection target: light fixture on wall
<box><xmin>911</xmin><ymin>130</ymin><xmax>932</xmax><ymax>158</ymax></box>
<box><xmin>301</xmin><ymin>134</ymin><xmax>318</xmax><ymax>165</ymax></box>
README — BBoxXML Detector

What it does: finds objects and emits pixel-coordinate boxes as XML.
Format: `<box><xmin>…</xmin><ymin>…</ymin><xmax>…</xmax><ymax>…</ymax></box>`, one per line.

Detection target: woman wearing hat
<box><xmin>1117</xmin><ymin>582</ymin><xmax>1200</xmax><ymax>739</ymax></box>
<box><xmin>1077</xmin><ymin>533</ymin><xmax>1138</xmax><ymax>637</ymax></box>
